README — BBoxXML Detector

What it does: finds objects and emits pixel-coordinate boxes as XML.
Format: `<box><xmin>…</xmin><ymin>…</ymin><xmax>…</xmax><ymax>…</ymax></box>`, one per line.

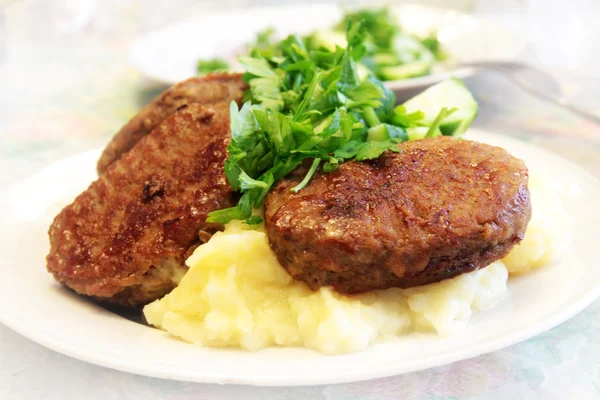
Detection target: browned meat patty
<box><xmin>265</xmin><ymin>136</ymin><xmax>531</xmax><ymax>294</ymax></box>
<box><xmin>47</xmin><ymin>103</ymin><xmax>234</xmax><ymax>307</ymax></box>
<box><xmin>96</xmin><ymin>72</ymin><xmax>246</xmax><ymax>174</ymax></box>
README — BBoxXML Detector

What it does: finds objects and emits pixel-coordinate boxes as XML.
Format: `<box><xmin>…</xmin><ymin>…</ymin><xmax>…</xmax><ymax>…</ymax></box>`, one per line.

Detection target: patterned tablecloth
<box><xmin>1</xmin><ymin>1</ymin><xmax>599</xmax><ymax>399</ymax></box>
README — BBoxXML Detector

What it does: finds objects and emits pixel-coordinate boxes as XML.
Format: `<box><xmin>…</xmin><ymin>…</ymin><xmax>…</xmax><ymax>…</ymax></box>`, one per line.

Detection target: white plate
<box><xmin>0</xmin><ymin>130</ymin><xmax>599</xmax><ymax>387</ymax></box>
<box><xmin>129</xmin><ymin>4</ymin><xmax>527</xmax><ymax>93</ymax></box>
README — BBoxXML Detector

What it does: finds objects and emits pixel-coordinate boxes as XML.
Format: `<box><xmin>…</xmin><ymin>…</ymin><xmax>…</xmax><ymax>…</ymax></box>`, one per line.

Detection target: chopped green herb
<box><xmin>205</xmin><ymin>15</ymin><xmax>477</xmax><ymax>225</ymax></box>
<box><xmin>291</xmin><ymin>158</ymin><xmax>321</xmax><ymax>193</ymax></box>
<box><xmin>244</xmin><ymin>215</ymin><xmax>264</xmax><ymax>226</ymax></box>
<box><xmin>197</xmin><ymin>8</ymin><xmax>446</xmax><ymax>82</ymax></box>
<box><xmin>425</xmin><ymin>107</ymin><xmax>457</xmax><ymax>138</ymax></box>
<box><xmin>337</xmin><ymin>8</ymin><xmax>398</xmax><ymax>49</ymax></box>
<box><xmin>196</xmin><ymin>58</ymin><xmax>229</xmax><ymax>75</ymax></box>
<box><xmin>332</xmin><ymin>8</ymin><xmax>443</xmax><ymax>81</ymax></box>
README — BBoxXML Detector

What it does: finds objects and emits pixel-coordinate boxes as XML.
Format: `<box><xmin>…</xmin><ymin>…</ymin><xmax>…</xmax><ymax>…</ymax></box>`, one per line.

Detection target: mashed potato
<box><xmin>144</xmin><ymin>171</ymin><xmax>571</xmax><ymax>354</ymax></box>
<box><xmin>404</xmin><ymin>262</ymin><xmax>508</xmax><ymax>336</ymax></box>
<box><xmin>144</xmin><ymin>222</ymin><xmax>507</xmax><ymax>354</ymax></box>
<box><xmin>502</xmin><ymin>172</ymin><xmax>572</xmax><ymax>275</ymax></box>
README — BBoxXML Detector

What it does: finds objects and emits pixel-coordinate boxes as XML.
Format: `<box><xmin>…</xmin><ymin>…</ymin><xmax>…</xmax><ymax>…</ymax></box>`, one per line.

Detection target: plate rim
<box><xmin>2</xmin><ymin>279</ymin><xmax>600</xmax><ymax>386</ymax></box>
<box><xmin>1</xmin><ymin>129</ymin><xmax>599</xmax><ymax>386</ymax></box>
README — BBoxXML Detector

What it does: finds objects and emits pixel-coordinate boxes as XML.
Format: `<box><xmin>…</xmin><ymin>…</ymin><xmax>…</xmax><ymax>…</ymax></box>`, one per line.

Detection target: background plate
<box><xmin>0</xmin><ymin>130</ymin><xmax>598</xmax><ymax>386</ymax></box>
<box><xmin>129</xmin><ymin>4</ymin><xmax>527</xmax><ymax>93</ymax></box>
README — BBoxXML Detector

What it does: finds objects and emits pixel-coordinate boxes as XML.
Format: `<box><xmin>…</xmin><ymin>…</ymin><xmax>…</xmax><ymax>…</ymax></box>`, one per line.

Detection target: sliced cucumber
<box><xmin>378</xmin><ymin>61</ymin><xmax>431</xmax><ymax>81</ymax></box>
<box><xmin>402</xmin><ymin>78</ymin><xmax>478</xmax><ymax>137</ymax></box>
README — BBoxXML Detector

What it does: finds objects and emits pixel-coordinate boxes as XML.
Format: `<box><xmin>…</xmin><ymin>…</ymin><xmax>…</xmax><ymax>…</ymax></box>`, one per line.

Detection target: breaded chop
<box><xmin>96</xmin><ymin>72</ymin><xmax>246</xmax><ymax>174</ymax></box>
<box><xmin>47</xmin><ymin>103</ymin><xmax>234</xmax><ymax>307</ymax></box>
<box><xmin>265</xmin><ymin>137</ymin><xmax>531</xmax><ymax>294</ymax></box>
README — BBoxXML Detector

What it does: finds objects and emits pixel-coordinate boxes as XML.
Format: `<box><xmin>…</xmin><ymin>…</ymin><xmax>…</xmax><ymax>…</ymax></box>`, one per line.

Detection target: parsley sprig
<box><xmin>207</xmin><ymin>21</ymin><xmax>431</xmax><ymax>225</ymax></box>
<box><xmin>196</xmin><ymin>58</ymin><xmax>229</xmax><ymax>75</ymax></box>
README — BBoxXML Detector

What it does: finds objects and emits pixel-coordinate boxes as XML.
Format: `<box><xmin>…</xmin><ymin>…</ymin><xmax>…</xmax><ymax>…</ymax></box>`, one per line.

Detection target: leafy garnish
<box><xmin>331</xmin><ymin>8</ymin><xmax>443</xmax><ymax>81</ymax></box>
<box><xmin>291</xmin><ymin>158</ymin><xmax>321</xmax><ymax>193</ymax></box>
<box><xmin>206</xmin><ymin>17</ymin><xmax>474</xmax><ymax>225</ymax></box>
<box><xmin>390</xmin><ymin>105</ymin><xmax>427</xmax><ymax>127</ymax></box>
<box><xmin>334</xmin><ymin>140</ymin><xmax>401</xmax><ymax>161</ymax></box>
<box><xmin>207</xmin><ymin>20</ymin><xmax>405</xmax><ymax>224</ymax></box>
<box><xmin>421</xmin><ymin>35</ymin><xmax>446</xmax><ymax>61</ymax></box>
<box><xmin>197</xmin><ymin>8</ymin><xmax>445</xmax><ymax>82</ymax></box>
<box><xmin>337</xmin><ymin>8</ymin><xmax>398</xmax><ymax>49</ymax></box>
<box><xmin>425</xmin><ymin>107</ymin><xmax>457</xmax><ymax>138</ymax></box>
<box><xmin>244</xmin><ymin>215</ymin><xmax>264</xmax><ymax>226</ymax></box>
<box><xmin>196</xmin><ymin>58</ymin><xmax>229</xmax><ymax>75</ymax></box>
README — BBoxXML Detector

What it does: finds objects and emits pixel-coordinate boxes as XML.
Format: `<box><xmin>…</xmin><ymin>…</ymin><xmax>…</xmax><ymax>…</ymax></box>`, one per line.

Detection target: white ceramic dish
<box><xmin>129</xmin><ymin>4</ymin><xmax>527</xmax><ymax>93</ymax></box>
<box><xmin>0</xmin><ymin>130</ymin><xmax>598</xmax><ymax>387</ymax></box>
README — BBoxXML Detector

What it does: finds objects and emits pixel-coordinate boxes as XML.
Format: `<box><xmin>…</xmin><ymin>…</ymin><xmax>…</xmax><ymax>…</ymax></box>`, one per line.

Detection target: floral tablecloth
<box><xmin>1</xmin><ymin>1</ymin><xmax>599</xmax><ymax>399</ymax></box>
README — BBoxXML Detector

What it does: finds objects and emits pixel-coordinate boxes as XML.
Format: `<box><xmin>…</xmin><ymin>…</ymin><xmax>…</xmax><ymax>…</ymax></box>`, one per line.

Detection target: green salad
<box><xmin>197</xmin><ymin>8</ymin><xmax>445</xmax><ymax>81</ymax></box>
<box><xmin>206</xmin><ymin>18</ymin><xmax>477</xmax><ymax>225</ymax></box>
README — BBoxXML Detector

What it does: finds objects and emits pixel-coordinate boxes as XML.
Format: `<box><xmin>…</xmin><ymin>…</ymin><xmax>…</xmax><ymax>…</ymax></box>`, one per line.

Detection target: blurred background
<box><xmin>0</xmin><ymin>1</ymin><xmax>598</xmax><ymax>200</ymax></box>
<box><xmin>0</xmin><ymin>1</ymin><xmax>598</xmax><ymax>186</ymax></box>
<box><xmin>0</xmin><ymin>0</ymin><xmax>598</xmax><ymax>191</ymax></box>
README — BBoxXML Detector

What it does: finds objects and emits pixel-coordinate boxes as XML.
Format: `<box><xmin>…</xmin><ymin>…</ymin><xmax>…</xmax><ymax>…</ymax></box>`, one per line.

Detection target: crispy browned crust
<box><xmin>96</xmin><ymin>72</ymin><xmax>247</xmax><ymax>174</ymax></box>
<box><xmin>265</xmin><ymin>136</ymin><xmax>532</xmax><ymax>294</ymax></box>
<box><xmin>47</xmin><ymin>103</ymin><xmax>234</xmax><ymax>307</ymax></box>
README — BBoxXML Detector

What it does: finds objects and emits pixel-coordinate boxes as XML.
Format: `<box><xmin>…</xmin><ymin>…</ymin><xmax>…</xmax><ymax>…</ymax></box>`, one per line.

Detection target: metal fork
<box><xmin>463</xmin><ymin>61</ymin><xmax>600</xmax><ymax>125</ymax></box>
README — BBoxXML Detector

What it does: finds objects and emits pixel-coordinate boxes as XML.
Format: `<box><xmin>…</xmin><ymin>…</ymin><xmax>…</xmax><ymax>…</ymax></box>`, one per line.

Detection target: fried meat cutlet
<box><xmin>96</xmin><ymin>72</ymin><xmax>246</xmax><ymax>174</ymax></box>
<box><xmin>47</xmin><ymin>103</ymin><xmax>234</xmax><ymax>307</ymax></box>
<box><xmin>265</xmin><ymin>136</ymin><xmax>532</xmax><ymax>294</ymax></box>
